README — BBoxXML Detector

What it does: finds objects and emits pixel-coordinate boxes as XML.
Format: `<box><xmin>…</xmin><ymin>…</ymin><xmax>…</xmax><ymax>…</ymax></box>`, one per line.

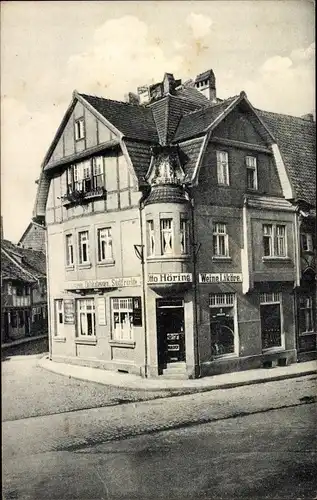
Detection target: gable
<box><xmin>46</xmin><ymin>101</ymin><xmax>116</xmax><ymax>169</ymax></box>
<box><xmin>214</xmin><ymin>108</ymin><xmax>269</xmax><ymax>146</ymax></box>
<box><xmin>18</xmin><ymin>223</ymin><xmax>46</xmax><ymax>252</ymax></box>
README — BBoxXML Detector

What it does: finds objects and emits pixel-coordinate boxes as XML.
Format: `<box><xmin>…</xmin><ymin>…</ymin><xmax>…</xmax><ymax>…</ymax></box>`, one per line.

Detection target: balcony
<box><xmin>12</xmin><ymin>296</ymin><xmax>31</xmax><ymax>307</ymax></box>
<box><xmin>62</xmin><ymin>176</ymin><xmax>107</xmax><ymax>206</ymax></box>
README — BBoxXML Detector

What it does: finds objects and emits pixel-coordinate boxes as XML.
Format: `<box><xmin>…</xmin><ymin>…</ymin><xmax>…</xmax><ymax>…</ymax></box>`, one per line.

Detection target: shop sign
<box><xmin>64</xmin><ymin>299</ymin><xmax>75</xmax><ymax>324</ymax></box>
<box><xmin>148</xmin><ymin>273</ymin><xmax>192</xmax><ymax>284</ymax></box>
<box><xmin>132</xmin><ymin>297</ymin><xmax>142</xmax><ymax>327</ymax></box>
<box><xmin>65</xmin><ymin>276</ymin><xmax>141</xmax><ymax>290</ymax></box>
<box><xmin>199</xmin><ymin>273</ymin><xmax>242</xmax><ymax>283</ymax></box>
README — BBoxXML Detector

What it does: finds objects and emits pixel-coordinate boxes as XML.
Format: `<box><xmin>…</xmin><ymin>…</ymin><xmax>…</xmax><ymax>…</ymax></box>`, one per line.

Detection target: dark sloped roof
<box><xmin>258</xmin><ymin>109</ymin><xmax>316</xmax><ymax>206</ymax></box>
<box><xmin>123</xmin><ymin>139</ymin><xmax>153</xmax><ymax>181</ymax></box>
<box><xmin>178</xmin><ymin>137</ymin><xmax>205</xmax><ymax>182</ymax></box>
<box><xmin>79</xmin><ymin>93</ymin><xmax>159</xmax><ymax>143</ymax></box>
<box><xmin>144</xmin><ymin>184</ymin><xmax>189</xmax><ymax>206</ymax></box>
<box><xmin>175</xmin><ymin>86</ymin><xmax>210</xmax><ymax>106</ymax></box>
<box><xmin>174</xmin><ymin>97</ymin><xmax>238</xmax><ymax>142</ymax></box>
<box><xmin>2</xmin><ymin>240</ymin><xmax>46</xmax><ymax>279</ymax></box>
<box><xmin>1</xmin><ymin>249</ymin><xmax>35</xmax><ymax>282</ymax></box>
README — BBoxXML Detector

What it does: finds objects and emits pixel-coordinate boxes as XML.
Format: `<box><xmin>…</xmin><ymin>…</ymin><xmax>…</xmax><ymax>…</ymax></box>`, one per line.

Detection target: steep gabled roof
<box><xmin>1</xmin><ymin>249</ymin><xmax>36</xmax><ymax>282</ymax></box>
<box><xmin>257</xmin><ymin>109</ymin><xmax>316</xmax><ymax>206</ymax></box>
<box><xmin>79</xmin><ymin>93</ymin><xmax>159</xmax><ymax>143</ymax></box>
<box><xmin>2</xmin><ymin>240</ymin><xmax>46</xmax><ymax>280</ymax></box>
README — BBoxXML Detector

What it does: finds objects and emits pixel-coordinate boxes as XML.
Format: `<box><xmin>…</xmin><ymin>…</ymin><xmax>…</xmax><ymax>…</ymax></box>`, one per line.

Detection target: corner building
<box><xmin>34</xmin><ymin>71</ymin><xmax>316</xmax><ymax>378</ymax></box>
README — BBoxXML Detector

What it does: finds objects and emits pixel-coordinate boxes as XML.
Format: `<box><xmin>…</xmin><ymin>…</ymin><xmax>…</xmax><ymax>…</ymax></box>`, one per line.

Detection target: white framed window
<box><xmin>160</xmin><ymin>218</ymin><xmax>173</xmax><ymax>255</ymax></box>
<box><xmin>78</xmin><ymin>231</ymin><xmax>90</xmax><ymax>264</ymax></box>
<box><xmin>54</xmin><ymin>299</ymin><xmax>64</xmax><ymax>336</ymax></box>
<box><xmin>209</xmin><ymin>293</ymin><xmax>237</xmax><ymax>356</ymax></box>
<box><xmin>246</xmin><ymin>155</ymin><xmax>258</xmax><ymax>190</ymax></box>
<box><xmin>299</xmin><ymin>296</ymin><xmax>315</xmax><ymax>334</ymax></box>
<box><xmin>216</xmin><ymin>150</ymin><xmax>229</xmax><ymax>186</ymax></box>
<box><xmin>77</xmin><ymin>299</ymin><xmax>96</xmax><ymax>337</ymax></box>
<box><xmin>263</xmin><ymin>224</ymin><xmax>287</xmax><ymax>257</ymax></box>
<box><xmin>92</xmin><ymin>156</ymin><xmax>104</xmax><ymax>189</ymax></box>
<box><xmin>74</xmin><ymin>118</ymin><xmax>85</xmax><ymax>140</ymax></box>
<box><xmin>98</xmin><ymin>227</ymin><xmax>113</xmax><ymax>262</ymax></box>
<box><xmin>147</xmin><ymin>220</ymin><xmax>155</xmax><ymax>256</ymax></box>
<box><xmin>66</xmin><ymin>234</ymin><xmax>74</xmax><ymax>266</ymax></box>
<box><xmin>260</xmin><ymin>292</ymin><xmax>284</xmax><ymax>350</ymax></box>
<box><xmin>111</xmin><ymin>297</ymin><xmax>134</xmax><ymax>341</ymax></box>
<box><xmin>180</xmin><ymin>217</ymin><xmax>190</xmax><ymax>254</ymax></box>
<box><xmin>301</xmin><ymin>233</ymin><xmax>313</xmax><ymax>252</ymax></box>
<box><xmin>213</xmin><ymin>223</ymin><xmax>229</xmax><ymax>257</ymax></box>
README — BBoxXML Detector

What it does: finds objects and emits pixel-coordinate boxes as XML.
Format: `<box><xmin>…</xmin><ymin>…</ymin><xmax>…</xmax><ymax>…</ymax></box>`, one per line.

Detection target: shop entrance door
<box><xmin>156</xmin><ymin>298</ymin><xmax>185</xmax><ymax>370</ymax></box>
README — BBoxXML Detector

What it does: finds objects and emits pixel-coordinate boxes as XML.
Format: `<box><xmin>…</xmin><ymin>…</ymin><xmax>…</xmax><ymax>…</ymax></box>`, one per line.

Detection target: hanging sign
<box><xmin>199</xmin><ymin>273</ymin><xmax>242</xmax><ymax>283</ymax></box>
<box><xmin>132</xmin><ymin>296</ymin><xmax>142</xmax><ymax>327</ymax></box>
<box><xmin>64</xmin><ymin>299</ymin><xmax>75</xmax><ymax>324</ymax></box>
<box><xmin>148</xmin><ymin>273</ymin><xmax>192</xmax><ymax>284</ymax></box>
<box><xmin>97</xmin><ymin>297</ymin><xmax>106</xmax><ymax>325</ymax></box>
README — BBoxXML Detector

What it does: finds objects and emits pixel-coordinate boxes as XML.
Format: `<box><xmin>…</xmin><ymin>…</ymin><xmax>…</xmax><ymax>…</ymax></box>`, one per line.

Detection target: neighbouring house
<box><xmin>1</xmin><ymin>235</ymin><xmax>48</xmax><ymax>344</ymax></box>
<box><xmin>32</xmin><ymin>70</ymin><xmax>316</xmax><ymax>378</ymax></box>
<box><xmin>17</xmin><ymin>220</ymin><xmax>46</xmax><ymax>252</ymax></box>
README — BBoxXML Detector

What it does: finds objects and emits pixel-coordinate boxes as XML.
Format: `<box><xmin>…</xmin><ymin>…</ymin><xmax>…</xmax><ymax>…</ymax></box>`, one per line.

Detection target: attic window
<box><xmin>75</xmin><ymin>118</ymin><xmax>85</xmax><ymax>141</ymax></box>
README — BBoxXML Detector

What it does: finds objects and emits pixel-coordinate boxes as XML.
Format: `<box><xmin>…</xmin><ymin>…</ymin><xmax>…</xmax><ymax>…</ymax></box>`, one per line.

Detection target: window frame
<box><xmin>76</xmin><ymin>298</ymin><xmax>96</xmax><ymax>339</ymax></box>
<box><xmin>260</xmin><ymin>292</ymin><xmax>285</xmax><ymax>351</ymax></box>
<box><xmin>212</xmin><ymin>222</ymin><xmax>229</xmax><ymax>258</ymax></box>
<box><xmin>209</xmin><ymin>293</ymin><xmax>238</xmax><ymax>357</ymax></box>
<box><xmin>216</xmin><ymin>150</ymin><xmax>230</xmax><ymax>186</ymax></box>
<box><xmin>78</xmin><ymin>230</ymin><xmax>90</xmax><ymax>265</ymax></box>
<box><xmin>262</xmin><ymin>223</ymin><xmax>287</xmax><ymax>258</ymax></box>
<box><xmin>65</xmin><ymin>234</ymin><xmax>74</xmax><ymax>267</ymax></box>
<box><xmin>147</xmin><ymin>220</ymin><xmax>155</xmax><ymax>257</ymax></box>
<box><xmin>74</xmin><ymin>118</ymin><xmax>85</xmax><ymax>141</ymax></box>
<box><xmin>54</xmin><ymin>299</ymin><xmax>64</xmax><ymax>337</ymax></box>
<box><xmin>299</xmin><ymin>295</ymin><xmax>315</xmax><ymax>334</ymax></box>
<box><xmin>301</xmin><ymin>233</ymin><xmax>314</xmax><ymax>252</ymax></box>
<box><xmin>160</xmin><ymin>218</ymin><xmax>174</xmax><ymax>255</ymax></box>
<box><xmin>246</xmin><ymin>155</ymin><xmax>258</xmax><ymax>190</ymax></box>
<box><xmin>180</xmin><ymin>217</ymin><xmax>190</xmax><ymax>255</ymax></box>
<box><xmin>111</xmin><ymin>297</ymin><xmax>134</xmax><ymax>342</ymax></box>
<box><xmin>97</xmin><ymin>227</ymin><xmax>114</xmax><ymax>264</ymax></box>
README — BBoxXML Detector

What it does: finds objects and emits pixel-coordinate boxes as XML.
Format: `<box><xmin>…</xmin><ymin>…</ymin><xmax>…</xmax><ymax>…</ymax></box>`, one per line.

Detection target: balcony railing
<box><xmin>13</xmin><ymin>296</ymin><xmax>31</xmax><ymax>307</ymax></box>
<box><xmin>62</xmin><ymin>176</ymin><xmax>106</xmax><ymax>205</ymax></box>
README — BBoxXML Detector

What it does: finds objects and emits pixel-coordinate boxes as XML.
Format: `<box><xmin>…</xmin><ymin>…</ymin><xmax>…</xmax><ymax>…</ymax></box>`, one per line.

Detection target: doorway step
<box><xmin>162</xmin><ymin>362</ymin><xmax>187</xmax><ymax>379</ymax></box>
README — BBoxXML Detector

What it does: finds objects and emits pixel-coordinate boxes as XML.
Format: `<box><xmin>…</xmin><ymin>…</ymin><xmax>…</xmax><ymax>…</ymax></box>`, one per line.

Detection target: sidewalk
<box><xmin>38</xmin><ymin>356</ymin><xmax>317</xmax><ymax>393</ymax></box>
<box><xmin>2</xmin><ymin>334</ymin><xmax>48</xmax><ymax>350</ymax></box>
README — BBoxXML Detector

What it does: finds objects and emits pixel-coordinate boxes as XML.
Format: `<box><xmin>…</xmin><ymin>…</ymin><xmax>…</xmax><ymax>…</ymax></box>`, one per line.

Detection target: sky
<box><xmin>1</xmin><ymin>0</ymin><xmax>315</xmax><ymax>242</ymax></box>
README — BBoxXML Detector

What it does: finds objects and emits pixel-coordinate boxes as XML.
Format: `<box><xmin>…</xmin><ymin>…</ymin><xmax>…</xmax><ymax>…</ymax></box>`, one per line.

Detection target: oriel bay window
<box><xmin>98</xmin><ymin>227</ymin><xmax>113</xmax><ymax>262</ymax></box>
<box><xmin>263</xmin><ymin>224</ymin><xmax>287</xmax><ymax>257</ymax></box>
<box><xmin>160</xmin><ymin>218</ymin><xmax>173</xmax><ymax>255</ymax></box>
<box><xmin>209</xmin><ymin>293</ymin><xmax>236</xmax><ymax>356</ymax></box>
<box><xmin>213</xmin><ymin>223</ymin><xmax>229</xmax><ymax>257</ymax></box>
<box><xmin>111</xmin><ymin>298</ymin><xmax>133</xmax><ymax>341</ymax></box>
<box><xmin>260</xmin><ymin>292</ymin><xmax>283</xmax><ymax>350</ymax></box>
<box><xmin>78</xmin><ymin>231</ymin><xmax>90</xmax><ymax>264</ymax></box>
<box><xmin>77</xmin><ymin>299</ymin><xmax>96</xmax><ymax>337</ymax></box>
<box><xmin>147</xmin><ymin>220</ymin><xmax>155</xmax><ymax>256</ymax></box>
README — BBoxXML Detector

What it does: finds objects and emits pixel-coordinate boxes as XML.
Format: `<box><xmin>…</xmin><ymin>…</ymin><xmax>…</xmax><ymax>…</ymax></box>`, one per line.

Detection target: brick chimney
<box><xmin>163</xmin><ymin>73</ymin><xmax>176</xmax><ymax>95</ymax></box>
<box><xmin>195</xmin><ymin>69</ymin><xmax>216</xmax><ymax>103</ymax></box>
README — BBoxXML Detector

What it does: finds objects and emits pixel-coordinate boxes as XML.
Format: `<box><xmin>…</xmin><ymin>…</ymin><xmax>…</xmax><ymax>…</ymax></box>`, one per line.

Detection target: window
<box><xmin>78</xmin><ymin>231</ymin><xmax>90</xmax><ymax>264</ymax></box>
<box><xmin>209</xmin><ymin>293</ymin><xmax>236</xmax><ymax>356</ymax></box>
<box><xmin>301</xmin><ymin>233</ymin><xmax>313</xmax><ymax>252</ymax></box>
<box><xmin>18</xmin><ymin>311</ymin><xmax>25</xmax><ymax>327</ymax></box>
<box><xmin>216</xmin><ymin>151</ymin><xmax>229</xmax><ymax>186</ymax></box>
<box><xmin>180</xmin><ymin>218</ymin><xmax>190</xmax><ymax>254</ymax></box>
<box><xmin>98</xmin><ymin>228</ymin><xmax>113</xmax><ymax>262</ymax></box>
<box><xmin>54</xmin><ymin>299</ymin><xmax>64</xmax><ymax>336</ymax></box>
<box><xmin>263</xmin><ymin>224</ymin><xmax>286</xmax><ymax>257</ymax></box>
<box><xmin>92</xmin><ymin>157</ymin><xmax>104</xmax><ymax>188</ymax></box>
<box><xmin>111</xmin><ymin>298</ymin><xmax>134</xmax><ymax>341</ymax></box>
<box><xmin>147</xmin><ymin>220</ymin><xmax>155</xmax><ymax>256</ymax></box>
<box><xmin>246</xmin><ymin>155</ymin><xmax>258</xmax><ymax>190</ymax></box>
<box><xmin>77</xmin><ymin>299</ymin><xmax>96</xmax><ymax>337</ymax></box>
<box><xmin>160</xmin><ymin>218</ymin><xmax>173</xmax><ymax>255</ymax></box>
<box><xmin>74</xmin><ymin>118</ymin><xmax>85</xmax><ymax>140</ymax></box>
<box><xmin>67</xmin><ymin>158</ymin><xmax>105</xmax><ymax>195</ymax></box>
<box><xmin>299</xmin><ymin>296</ymin><xmax>315</xmax><ymax>333</ymax></box>
<box><xmin>66</xmin><ymin>234</ymin><xmax>74</xmax><ymax>266</ymax></box>
<box><xmin>213</xmin><ymin>223</ymin><xmax>229</xmax><ymax>257</ymax></box>
<box><xmin>260</xmin><ymin>292</ymin><xmax>283</xmax><ymax>349</ymax></box>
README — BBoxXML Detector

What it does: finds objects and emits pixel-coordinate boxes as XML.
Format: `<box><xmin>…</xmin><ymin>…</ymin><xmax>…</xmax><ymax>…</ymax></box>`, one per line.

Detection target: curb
<box><xmin>2</xmin><ymin>335</ymin><xmax>48</xmax><ymax>350</ymax></box>
<box><xmin>38</xmin><ymin>356</ymin><xmax>317</xmax><ymax>394</ymax></box>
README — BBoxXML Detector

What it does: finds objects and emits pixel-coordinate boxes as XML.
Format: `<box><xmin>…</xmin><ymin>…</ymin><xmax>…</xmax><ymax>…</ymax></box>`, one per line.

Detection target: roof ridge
<box><xmin>79</xmin><ymin>92</ymin><xmax>149</xmax><ymax>110</ymax></box>
<box><xmin>256</xmin><ymin>107</ymin><xmax>315</xmax><ymax>124</ymax></box>
<box><xmin>181</xmin><ymin>96</ymin><xmax>237</xmax><ymax>118</ymax></box>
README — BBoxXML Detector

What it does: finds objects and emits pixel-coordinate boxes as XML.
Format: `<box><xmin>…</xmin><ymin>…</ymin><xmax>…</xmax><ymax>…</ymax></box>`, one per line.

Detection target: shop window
<box><xmin>147</xmin><ymin>220</ymin><xmax>155</xmax><ymax>256</ymax></box>
<box><xmin>246</xmin><ymin>155</ymin><xmax>258</xmax><ymax>190</ymax></box>
<box><xmin>299</xmin><ymin>296</ymin><xmax>315</xmax><ymax>334</ymax></box>
<box><xmin>74</xmin><ymin>118</ymin><xmax>85</xmax><ymax>141</ymax></box>
<box><xmin>97</xmin><ymin>227</ymin><xmax>113</xmax><ymax>262</ymax></box>
<box><xmin>260</xmin><ymin>292</ymin><xmax>283</xmax><ymax>349</ymax></box>
<box><xmin>66</xmin><ymin>234</ymin><xmax>74</xmax><ymax>266</ymax></box>
<box><xmin>263</xmin><ymin>224</ymin><xmax>287</xmax><ymax>257</ymax></box>
<box><xmin>78</xmin><ymin>231</ymin><xmax>90</xmax><ymax>264</ymax></box>
<box><xmin>54</xmin><ymin>299</ymin><xmax>64</xmax><ymax>336</ymax></box>
<box><xmin>213</xmin><ymin>223</ymin><xmax>229</xmax><ymax>257</ymax></box>
<box><xmin>301</xmin><ymin>233</ymin><xmax>314</xmax><ymax>252</ymax></box>
<box><xmin>77</xmin><ymin>299</ymin><xmax>96</xmax><ymax>337</ymax></box>
<box><xmin>111</xmin><ymin>297</ymin><xmax>134</xmax><ymax>341</ymax></box>
<box><xmin>209</xmin><ymin>293</ymin><xmax>236</xmax><ymax>356</ymax></box>
<box><xmin>180</xmin><ymin>217</ymin><xmax>190</xmax><ymax>254</ymax></box>
<box><xmin>216</xmin><ymin>150</ymin><xmax>229</xmax><ymax>186</ymax></box>
<box><xmin>160</xmin><ymin>218</ymin><xmax>173</xmax><ymax>255</ymax></box>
